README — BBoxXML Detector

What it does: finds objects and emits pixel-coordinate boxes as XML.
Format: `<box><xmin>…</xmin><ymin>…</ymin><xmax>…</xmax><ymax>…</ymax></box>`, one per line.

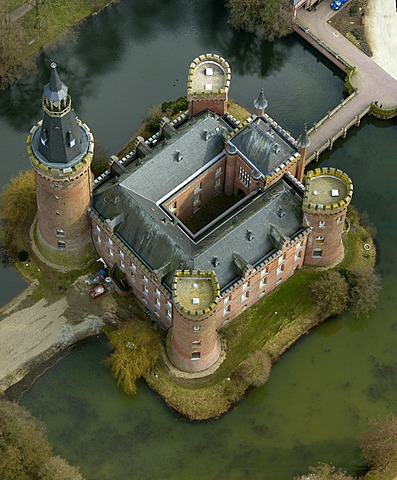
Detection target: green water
<box><xmin>21</xmin><ymin>119</ymin><xmax>397</xmax><ymax>480</ymax></box>
<box><xmin>12</xmin><ymin>1</ymin><xmax>397</xmax><ymax>479</ymax></box>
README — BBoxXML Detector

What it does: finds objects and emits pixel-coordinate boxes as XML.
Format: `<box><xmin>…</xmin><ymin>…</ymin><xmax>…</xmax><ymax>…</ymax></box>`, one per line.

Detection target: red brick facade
<box><xmin>165</xmin><ymin>158</ymin><xmax>226</xmax><ymax>221</ymax></box>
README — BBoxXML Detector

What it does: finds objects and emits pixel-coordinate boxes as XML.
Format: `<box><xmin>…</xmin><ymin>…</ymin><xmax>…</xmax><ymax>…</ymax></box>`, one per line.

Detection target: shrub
<box><xmin>18</xmin><ymin>250</ymin><xmax>29</xmax><ymax>262</ymax></box>
<box><xmin>237</xmin><ymin>350</ymin><xmax>272</xmax><ymax>387</ymax></box>
<box><xmin>349</xmin><ymin>5</ymin><xmax>358</xmax><ymax>16</ymax></box>
<box><xmin>344</xmin><ymin>265</ymin><xmax>381</xmax><ymax>317</ymax></box>
<box><xmin>309</xmin><ymin>271</ymin><xmax>349</xmax><ymax>318</ymax></box>
<box><xmin>0</xmin><ymin>170</ymin><xmax>36</xmax><ymax>227</ymax></box>
<box><xmin>104</xmin><ymin>320</ymin><xmax>162</xmax><ymax>395</ymax></box>
<box><xmin>294</xmin><ymin>462</ymin><xmax>354</xmax><ymax>480</ymax></box>
<box><xmin>359</xmin><ymin>416</ymin><xmax>397</xmax><ymax>474</ymax></box>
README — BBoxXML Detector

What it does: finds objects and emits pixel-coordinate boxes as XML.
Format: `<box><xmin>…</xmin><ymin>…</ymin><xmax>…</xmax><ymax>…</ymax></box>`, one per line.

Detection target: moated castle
<box><xmin>27</xmin><ymin>55</ymin><xmax>353</xmax><ymax>373</ymax></box>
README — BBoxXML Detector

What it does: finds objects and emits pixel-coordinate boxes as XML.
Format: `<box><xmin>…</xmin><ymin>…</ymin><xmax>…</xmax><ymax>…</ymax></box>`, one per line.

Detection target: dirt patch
<box><xmin>328</xmin><ymin>0</ymin><xmax>372</xmax><ymax>56</ymax></box>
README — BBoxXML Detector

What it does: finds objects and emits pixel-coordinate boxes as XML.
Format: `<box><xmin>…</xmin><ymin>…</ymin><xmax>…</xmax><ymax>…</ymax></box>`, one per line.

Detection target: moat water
<box><xmin>0</xmin><ymin>0</ymin><xmax>395</xmax><ymax>478</ymax></box>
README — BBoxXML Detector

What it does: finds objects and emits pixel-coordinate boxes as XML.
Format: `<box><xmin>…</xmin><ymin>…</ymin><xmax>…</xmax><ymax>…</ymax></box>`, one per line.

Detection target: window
<box><xmin>167</xmin><ymin>309</ymin><xmax>172</xmax><ymax>319</ymax></box>
<box><xmin>224</xmin><ymin>295</ymin><xmax>232</xmax><ymax>304</ymax></box>
<box><xmin>108</xmin><ymin>238</ymin><xmax>113</xmax><ymax>245</ymax></box>
<box><xmin>259</xmin><ymin>291</ymin><xmax>266</xmax><ymax>299</ymax></box>
<box><xmin>97</xmin><ymin>236</ymin><xmax>101</xmax><ymax>244</ymax></box>
<box><xmin>278</xmin><ymin>254</ymin><xmax>286</xmax><ymax>265</ymax></box>
<box><xmin>277</xmin><ymin>264</ymin><xmax>285</xmax><ymax>275</ymax></box>
<box><xmin>192</xmin><ymin>340</ymin><xmax>201</xmax><ymax>347</ymax></box>
<box><xmin>143</xmin><ymin>275</ymin><xmax>148</xmax><ymax>284</ymax></box>
<box><xmin>54</xmin><ymin>195</ymin><xmax>60</xmax><ymax>200</ymax></box>
<box><xmin>193</xmin><ymin>325</ymin><xmax>201</xmax><ymax>332</ymax></box>
<box><xmin>109</xmin><ymin>249</ymin><xmax>113</xmax><ymax>257</ymax></box>
<box><xmin>56</xmin><ymin>210</ymin><xmax>60</xmax><ymax>216</ymax></box>
<box><xmin>260</xmin><ymin>277</ymin><xmax>267</xmax><ymax>288</ymax></box>
<box><xmin>194</xmin><ymin>194</ymin><xmax>201</xmax><ymax>205</ymax></box>
<box><xmin>167</xmin><ymin>301</ymin><xmax>172</xmax><ymax>308</ymax></box>
<box><xmin>120</xmin><ymin>260</ymin><xmax>124</xmax><ymax>271</ymax></box>
<box><xmin>215</xmin><ymin>166</ymin><xmax>222</xmax><ymax>177</ymax></box>
<box><xmin>238</xmin><ymin>166</ymin><xmax>251</xmax><ymax>188</ymax></box>
<box><xmin>223</xmin><ymin>305</ymin><xmax>231</xmax><ymax>316</ymax></box>
<box><xmin>316</xmin><ymin>235</ymin><xmax>325</xmax><ymax>243</ymax></box>
<box><xmin>119</xmin><ymin>251</ymin><xmax>124</xmax><ymax>259</ymax></box>
<box><xmin>276</xmin><ymin>277</ymin><xmax>283</xmax><ymax>284</ymax></box>
<box><xmin>56</xmin><ymin>228</ymin><xmax>65</xmax><ymax>237</ymax></box>
<box><xmin>261</xmin><ymin>267</ymin><xmax>269</xmax><ymax>278</ymax></box>
<box><xmin>313</xmin><ymin>249</ymin><xmax>323</xmax><ymax>257</ymax></box>
<box><xmin>143</xmin><ymin>285</ymin><xmax>148</xmax><ymax>295</ymax></box>
<box><xmin>155</xmin><ymin>288</ymin><xmax>160</xmax><ymax>297</ymax></box>
<box><xmin>192</xmin><ymin>352</ymin><xmax>201</xmax><ymax>360</ymax></box>
<box><xmin>171</xmin><ymin>201</ymin><xmax>177</xmax><ymax>211</ymax></box>
<box><xmin>296</xmin><ymin>241</ymin><xmax>302</xmax><ymax>249</ymax></box>
<box><xmin>337</xmin><ymin>216</ymin><xmax>343</xmax><ymax>224</ymax></box>
<box><xmin>156</xmin><ymin>298</ymin><xmax>161</xmax><ymax>308</ymax></box>
<box><xmin>294</xmin><ymin>251</ymin><xmax>302</xmax><ymax>262</ymax></box>
<box><xmin>242</xmin><ymin>291</ymin><xmax>249</xmax><ymax>302</ymax></box>
<box><xmin>131</xmin><ymin>263</ymin><xmax>136</xmax><ymax>274</ymax></box>
<box><xmin>319</xmin><ymin>220</ymin><xmax>326</xmax><ymax>228</ymax></box>
<box><xmin>194</xmin><ymin>182</ymin><xmax>202</xmax><ymax>194</ymax></box>
<box><xmin>215</xmin><ymin>177</ymin><xmax>221</xmax><ymax>187</ymax></box>
<box><xmin>243</xmin><ymin>281</ymin><xmax>250</xmax><ymax>291</ymax></box>
<box><xmin>57</xmin><ymin>240</ymin><xmax>66</xmax><ymax>250</ymax></box>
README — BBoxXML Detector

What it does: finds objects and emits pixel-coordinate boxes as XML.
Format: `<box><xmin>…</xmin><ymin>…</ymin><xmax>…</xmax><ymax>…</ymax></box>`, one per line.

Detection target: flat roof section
<box><xmin>191</xmin><ymin>61</ymin><xmax>226</xmax><ymax>94</ymax></box>
<box><xmin>306</xmin><ymin>175</ymin><xmax>348</xmax><ymax>206</ymax></box>
<box><xmin>175</xmin><ymin>276</ymin><xmax>217</xmax><ymax>314</ymax></box>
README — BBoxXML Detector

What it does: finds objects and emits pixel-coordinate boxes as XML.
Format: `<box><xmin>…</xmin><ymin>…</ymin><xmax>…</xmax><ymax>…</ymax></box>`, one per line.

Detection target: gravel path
<box><xmin>366</xmin><ymin>0</ymin><xmax>397</xmax><ymax>81</ymax></box>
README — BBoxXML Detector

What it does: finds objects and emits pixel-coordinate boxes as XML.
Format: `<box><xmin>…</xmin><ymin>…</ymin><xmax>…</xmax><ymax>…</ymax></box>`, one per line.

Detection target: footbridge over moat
<box><xmin>294</xmin><ymin>1</ymin><xmax>397</xmax><ymax>163</ymax></box>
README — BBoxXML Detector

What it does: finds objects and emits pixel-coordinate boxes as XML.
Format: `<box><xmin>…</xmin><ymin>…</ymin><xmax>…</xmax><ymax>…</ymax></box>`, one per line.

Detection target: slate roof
<box><xmin>91</xmin><ymin>110</ymin><xmax>304</xmax><ymax>290</ymax></box>
<box><xmin>34</xmin><ymin>64</ymin><xmax>88</xmax><ymax>166</ymax></box>
<box><xmin>229</xmin><ymin>116</ymin><xmax>296</xmax><ymax>177</ymax></box>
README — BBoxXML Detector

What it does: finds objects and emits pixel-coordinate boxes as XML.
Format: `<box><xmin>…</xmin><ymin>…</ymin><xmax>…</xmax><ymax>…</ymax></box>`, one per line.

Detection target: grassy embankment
<box><xmin>144</xmin><ymin>208</ymin><xmax>376</xmax><ymax>421</ymax></box>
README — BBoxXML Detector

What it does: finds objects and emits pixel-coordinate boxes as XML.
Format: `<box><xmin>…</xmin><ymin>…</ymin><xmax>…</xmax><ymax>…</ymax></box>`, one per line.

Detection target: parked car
<box><xmin>331</xmin><ymin>0</ymin><xmax>348</xmax><ymax>10</ymax></box>
<box><xmin>89</xmin><ymin>283</ymin><xmax>106</xmax><ymax>299</ymax></box>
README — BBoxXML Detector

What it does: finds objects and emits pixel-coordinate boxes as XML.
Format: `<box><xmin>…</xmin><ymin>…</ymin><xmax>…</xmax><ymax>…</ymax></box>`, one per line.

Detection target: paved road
<box><xmin>296</xmin><ymin>2</ymin><xmax>397</xmax><ymax>161</ymax></box>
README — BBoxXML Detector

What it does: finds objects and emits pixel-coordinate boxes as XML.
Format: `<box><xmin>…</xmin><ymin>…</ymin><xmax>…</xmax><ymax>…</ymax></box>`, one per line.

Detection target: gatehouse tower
<box><xmin>27</xmin><ymin>62</ymin><xmax>94</xmax><ymax>259</ymax></box>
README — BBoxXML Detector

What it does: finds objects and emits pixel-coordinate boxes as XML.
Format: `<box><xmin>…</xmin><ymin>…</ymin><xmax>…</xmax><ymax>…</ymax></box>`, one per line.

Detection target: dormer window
<box><xmin>67</xmin><ymin>131</ymin><xmax>75</xmax><ymax>148</ymax></box>
<box><xmin>40</xmin><ymin>129</ymin><xmax>48</xmax><ymax>146</ymax></box>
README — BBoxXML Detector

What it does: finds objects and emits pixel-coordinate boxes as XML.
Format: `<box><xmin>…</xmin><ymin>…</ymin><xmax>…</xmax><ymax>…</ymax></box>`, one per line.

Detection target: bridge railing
<box><xmin>308</xmin><ymin>90</ymin><xmax>358</xmax><ymax>135</ymax></box>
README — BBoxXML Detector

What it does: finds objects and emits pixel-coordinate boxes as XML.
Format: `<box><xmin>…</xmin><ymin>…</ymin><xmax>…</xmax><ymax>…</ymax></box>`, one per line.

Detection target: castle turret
<box><xmin>253</xmin><ymin>87</ymin><xmax>267</xmax><ymax>116</ymax></box>
<box><xmin>27</xmin><ymin>62</ymin><xmax>94</xmax><ymax>258</ymax></box>
<box><xmin>302</xmin><ymin>168</ymin><xmax>353</xmax><ymax>266</ymax></box>
<box><xmin>187</xmin><ymin>54</ymin><xmax>231</xmax><ymax>118</ymax></box>
<box><xmin>167</xmin><ymin>270</ymin><xmax>221</xmax><ymax>373</ymax></box>
<box><xmin>296</xmin><ymin>124</ymin><xmax>310</xmax><ymax>183</ymax></box>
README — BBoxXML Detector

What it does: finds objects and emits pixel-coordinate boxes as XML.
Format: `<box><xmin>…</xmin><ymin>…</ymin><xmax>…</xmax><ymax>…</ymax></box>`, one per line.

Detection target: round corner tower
<box><xmin>27</xmin><ymin>62</ymin><xmax>94</xmax><ymax>256</ymax></box>
<box><xmin>167</xmin><ymin>270</ymin><xmax>221</xmax><ymax>373</ymax></box>
<box><xmin>187</xmin><ymin>53</ymin><xmax>231</xmax><ymax>118</ymax></box>
<box><xmin>302</xmin><ymin>167</ymin><xmax>353</xmax><ymax>266</ymax></box>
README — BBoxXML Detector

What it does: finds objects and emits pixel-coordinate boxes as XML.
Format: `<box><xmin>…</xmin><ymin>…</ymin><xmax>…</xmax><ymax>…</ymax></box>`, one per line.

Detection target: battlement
<box><xmin>187</xmin><ymin>54</ymin><xmax>231</xmax><ymax>96</ymax></box>
<box><xmin>172</xmin><ymin>270</ymin><xmax>220</xmax><ymax>318</ymax></box>
<box><xmin>303</xmin><ymin>167</ymin><xmax>353</xmax><ymax>214</ymax></box>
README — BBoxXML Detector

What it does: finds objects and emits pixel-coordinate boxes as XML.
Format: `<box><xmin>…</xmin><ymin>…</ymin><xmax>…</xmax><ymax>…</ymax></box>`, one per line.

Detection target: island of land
<box><xmin>0</xmin><ymin>0</ymin><xmax>393</xmax><ymax>424</ymax></box>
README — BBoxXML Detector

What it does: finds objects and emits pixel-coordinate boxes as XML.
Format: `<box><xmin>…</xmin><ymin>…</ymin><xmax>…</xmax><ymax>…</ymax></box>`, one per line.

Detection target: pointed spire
<box><xmin>253</xmin><ymin>88</ymin><xmax>268</xmax><ymax>116</ymax></box>
<box><xmin>43</xmin><ymin>61</ymin><xmax>68</xmax><ymax>103</ymax></box>
<box><xmin>297</xmin><ymin>123</ymin><xmax>311</xmax><ymax>149</ymax></box>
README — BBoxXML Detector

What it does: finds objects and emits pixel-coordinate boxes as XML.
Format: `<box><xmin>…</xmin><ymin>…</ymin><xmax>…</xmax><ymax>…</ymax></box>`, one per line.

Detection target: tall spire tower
<box><xmin>27</xmin><ymin>62</ymin><xmax>94</xmax><ymax>260</ymax></box>
<box><xmin>253</xmin><ymin>88</ymin><xmax>267</xmax><ymax>116</ymax></box>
